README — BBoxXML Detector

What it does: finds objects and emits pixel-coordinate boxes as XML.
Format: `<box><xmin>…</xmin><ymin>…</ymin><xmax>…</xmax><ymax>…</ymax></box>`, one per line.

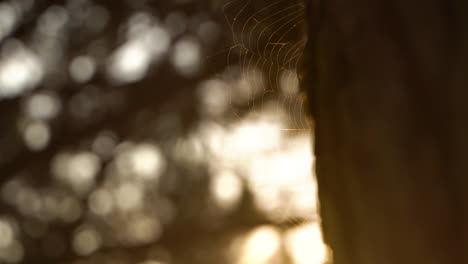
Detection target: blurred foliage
<box><xmin>0</xmin><ymin>0</ymin><xmax>326</xmax><ymax>263</ymax></box>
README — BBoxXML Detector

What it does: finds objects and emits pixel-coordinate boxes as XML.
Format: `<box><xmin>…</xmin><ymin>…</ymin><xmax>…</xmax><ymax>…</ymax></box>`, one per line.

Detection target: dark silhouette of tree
<box><xmin>304</xmin><ymin>0</ymin><xmax>467</xmax><ymax>263</ymax></box>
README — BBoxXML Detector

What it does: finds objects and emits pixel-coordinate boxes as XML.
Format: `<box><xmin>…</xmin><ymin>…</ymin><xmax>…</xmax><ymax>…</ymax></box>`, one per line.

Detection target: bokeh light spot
<box><xmin>88</xmin><ymin>188</ymin><xmax>114</xmax><ymax>216</ymax></box>
<box><xmin>69</xmin><ymin>55</ymin><xmax>96</xmax><ymax>83</ymax></box>
<box><xmin>115</xmin><ymin>182</ymin><xmax>143</xmax><ymax>211</ymax></box>
<box><xmin>171</xmin><ymin>36</ymin><xmax>202</xmax><ymax>77</ymax></box>
<box><xmin>0</xmin><ymin>3</ymin><xmax>17</xmax><ymax>41</ymax></box>
<box><xmin>73</xmin><ymin>226</ymin><xmax>102</xmax><ymax>256</ymax></box>
<box><xmin>116</xmin><ymin>143</ymin><xmax>166</xmax><ymax>181</ymax></box>
<box><xmin>53</xmin><ymin>152</ymin><xmax>101</xmax><ymax>195</ymax></box>
<box><xmin>38</xmin><ymin>5</ymin><xmax>69</xmax><ymax>36</ymax></box>
<box><xmin>284</xmin><ymin>223</ymin><xmax>328</xmax><ymax>264</ymax></box>
<box><xmin>198</xmin><ymin>78</ymin><xmax>229</xmax><ymax>116</ymax></box>
<box><xmin>0</xmin><ymin>41</ymin><xmax>43</xmax><ymax>99</ymax></box>
<box><xmin>130</xmin><ymin>144</ymin><xmax>166</xmax><ymax>180</ymax></box>
<box><xmin>24</xmin><ymin>92</ymin><xmax>61</xmax><ymax>120</ymax></box>
<box><xmin>210</xmin><ymin>170</ymin><xmax>243</xmax><ymax>212</ymax></box>
<box><xmin>23</xmin><ymin>121</ymin><xmax>51</xmax><ymax>151</ymax></box>
<box><xmin>0</xmin><ymin>219</ymin><xmax>14</xmax><ymax>248</ymax></box>
<box><xmin>107</xmin><ymin>16</ymin><xmax>170</xmax><ymax>83</ymax></box>
<box><xmin>239</xmin><ymin>226</ymin><xmax>281</xmax><ymax>264</ymax></box>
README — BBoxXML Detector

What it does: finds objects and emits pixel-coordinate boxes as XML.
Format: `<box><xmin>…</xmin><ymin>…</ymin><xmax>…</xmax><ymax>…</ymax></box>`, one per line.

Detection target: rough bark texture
<box><xmin>304</xmin><ymin>0</ymin><xmax>468</xmax><ymax>263</ymax></box>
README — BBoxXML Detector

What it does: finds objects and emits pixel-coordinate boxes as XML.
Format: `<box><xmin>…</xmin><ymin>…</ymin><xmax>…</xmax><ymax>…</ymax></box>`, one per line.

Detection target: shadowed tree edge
<box><xmin>303</xmin><ymin>0</ymin><xmax>467</xmax><ymax>263</ymax></box>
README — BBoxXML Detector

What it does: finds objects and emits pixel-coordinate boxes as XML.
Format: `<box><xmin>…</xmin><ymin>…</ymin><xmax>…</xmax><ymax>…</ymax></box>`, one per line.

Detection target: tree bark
<box><xmin>304</xmin><ymin>1</ymin><xmax>468</xmax><ymax>263</ymax></box>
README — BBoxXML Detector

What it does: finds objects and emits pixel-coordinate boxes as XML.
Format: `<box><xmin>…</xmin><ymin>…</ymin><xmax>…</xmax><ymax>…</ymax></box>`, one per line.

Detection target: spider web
<box><xmin>221</xmin><ymin>0</ymin><xmax>317</xmax><ymax>226</ymax></box>
<box><xmin>223</xmin><ymin>0</ymin><xmax>310</xmax><ymax>133</ymax></box>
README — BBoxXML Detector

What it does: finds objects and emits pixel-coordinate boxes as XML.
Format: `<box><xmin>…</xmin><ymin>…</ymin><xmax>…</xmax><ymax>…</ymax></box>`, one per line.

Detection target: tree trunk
<box><xmin>304</xmin><ymin>1</ymin><xmax>468</xmax><ymax>263</ymax></box>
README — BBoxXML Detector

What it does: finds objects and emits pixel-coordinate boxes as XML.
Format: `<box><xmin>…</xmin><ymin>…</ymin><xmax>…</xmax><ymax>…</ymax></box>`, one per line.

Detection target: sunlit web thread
<box><xmin>224</xmin><ymin>0</ymin><xmax>310</xmax><ymax>132</ymax></box>
<box><xmin>281</xmin><ymin>39</ymin><xmax>309</xmax><ymax>130</ymax></box>
<box><xmin>237</xmin><ymin>0</ymin><xmax>297</xmax><ymax>115</ymax></box>
<box><xmin>261</xmin><ymin>26</ymin><xmax>307</xmax><ymax>131</ymax></box>
<box><xmin>255</xmin><ymin>7</ymin><xmax>304</xmax><ymax>123</ymax></box>
<box><xmin>224</xmin><ymin>0</ymin><xmax>315</xmax><ymax>228</ymax></box>
<box><xmin>263</xmin><ymin>10</ymin><xmax>307</xmax><ymax>130</ymax></box>
<box><xmin>245</xmin><ymin>2</ymin><xmax>302</xmax><ymax>103</ymax></box>
<box><xmin>264</xmin><ymin>12</ymin><xmax>306</xmax><ymax>129</ymax></box>
<box><xmin>224</xmin><ymin>0</ymin><xmax>294</xmax><ymax>110</ymax></box>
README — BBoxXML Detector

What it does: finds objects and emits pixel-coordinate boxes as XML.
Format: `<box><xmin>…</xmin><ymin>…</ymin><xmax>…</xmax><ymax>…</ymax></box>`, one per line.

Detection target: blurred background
<box><xmin>0</xmin><ymin>0</ymin><xmax>327</xmax><ymax>263</ymax></box>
